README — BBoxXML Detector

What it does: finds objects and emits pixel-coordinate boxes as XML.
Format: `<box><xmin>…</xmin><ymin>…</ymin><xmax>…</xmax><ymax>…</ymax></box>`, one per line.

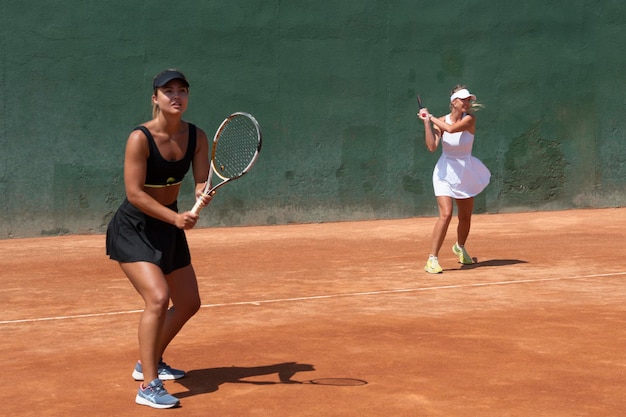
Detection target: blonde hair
<box><xmin>450</xmin><ymin>84</ymin><xmax>483</xmax><ymax>113</ymax></box>
<box><xmin>152</xmin><ymin>99</ymin><xmax>160</xmax><ymax>119</ymax></box>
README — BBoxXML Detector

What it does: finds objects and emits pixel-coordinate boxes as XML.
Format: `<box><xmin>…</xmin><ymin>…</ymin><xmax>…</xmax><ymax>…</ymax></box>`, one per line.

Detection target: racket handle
<box><xmin>191</xmin><ymin>197</ymin><xmax>204</xmax><ymax>215</ymax></box>
<box><xmin>191</xmin><ymin>191</ymin><xmax>216</xmax><ymax>215</ymax></box>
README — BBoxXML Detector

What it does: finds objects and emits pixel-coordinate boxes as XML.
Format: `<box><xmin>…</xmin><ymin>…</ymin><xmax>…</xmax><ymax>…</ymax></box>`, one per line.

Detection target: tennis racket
<box><xmin>417</xmin><ymin>93</ymin><xmax>424</xmax><ymax>110</ymax></box>
<box><xmin>191</xmin><ymin>112</ymin><xmax>262</xmax><ymax>215</ymax></box>
<box><xmin>416</xmin><ymin>93</ymin><xmax>428</xmax><ymax>117</ymax></box>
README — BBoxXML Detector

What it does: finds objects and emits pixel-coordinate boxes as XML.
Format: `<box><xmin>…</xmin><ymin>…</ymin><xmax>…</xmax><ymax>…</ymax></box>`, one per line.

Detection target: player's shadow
<box><xmin>173</xmin><ymin>362</ymin><xmax>316</xmax><ymax>399</ymax></box>
<box><xmin>459</xmin><ymin>259</ymin><xmax>528</xmax><ymax>269</ymax></box>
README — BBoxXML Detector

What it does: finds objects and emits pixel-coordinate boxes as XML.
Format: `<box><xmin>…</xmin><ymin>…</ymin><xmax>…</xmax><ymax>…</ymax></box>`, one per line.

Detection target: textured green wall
<box><xmin>1</xmin><ymin>1</ymin><xmax>624</xmax><ymax>238</ymax></box>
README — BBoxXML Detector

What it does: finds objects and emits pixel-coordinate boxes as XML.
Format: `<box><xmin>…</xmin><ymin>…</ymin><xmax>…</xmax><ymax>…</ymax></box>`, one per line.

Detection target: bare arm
<box><xmin>430</xmin><ymin>113</ymin><xmax>475</xmax><ymax>134</ymax></box>
<box><xmin>123</xmin><ymin>130</ymin><xmax>198</xmax><ymax>229</ymax></box>
<box><xmin>191</xmin><ymin>127</ymin><xmax>213</xmax><ymax>203</ymax></box>
<box><xmin>418</xmin><ymin>107</ymin><xmax>442</xmax><ymax>153</ymax></box>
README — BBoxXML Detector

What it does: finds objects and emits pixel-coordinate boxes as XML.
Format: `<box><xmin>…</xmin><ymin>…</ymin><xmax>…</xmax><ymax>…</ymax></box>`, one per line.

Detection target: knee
<box><xmin>188</xmin><ymin>296</ymin><xmax>201</xmax><ymax>316</ymax></box>
<box><xmin>439</xmin><ymin>210</ymin><xmax>453</xmax><ymax>223</ymax></box>
<box><xmin>457</xmin><ymin>212</ymin><xmax>473</xmax><ymax>224</ymax></box>
<box><xmin>145</xmin><ymin>289</ymin><xmax>170</xmax><ymax>314</ymax></box>
<box><xmin>178</xmin><ymin>295</ymin><xmax>201</xmax><ymax>320</ymax></box>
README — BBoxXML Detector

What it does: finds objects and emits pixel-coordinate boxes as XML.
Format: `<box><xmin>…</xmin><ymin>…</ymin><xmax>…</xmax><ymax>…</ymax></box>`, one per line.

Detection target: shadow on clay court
<box><xmin>459</xmin><ymin>259</ymin><xmax>528</xmax><ymax>270</ymax></box>
<box><xmin>174</xmin><ymin>362</ymin><xmax>369</xmax><ymax>399</ymax></box>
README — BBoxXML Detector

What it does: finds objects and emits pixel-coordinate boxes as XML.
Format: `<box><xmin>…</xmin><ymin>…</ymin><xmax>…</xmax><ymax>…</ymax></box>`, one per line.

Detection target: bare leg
<box><xmin>121</xmin><ymin>262</ymin><xmax>170</xmax><ymax>384</ymax></box>
<box><xmin>455</xmin><ymin>197</ymin><xmax>474</xmax><ymax>246</ymax></box>
<box><xmin>431</xmin><ymin>196</ymin><xmax>454</xmax><ymax>257</ymax></box>
<box><xmin>158</xmin><ymin>264</ymin><xmax>201</xmax><ymax>357</ymax></box>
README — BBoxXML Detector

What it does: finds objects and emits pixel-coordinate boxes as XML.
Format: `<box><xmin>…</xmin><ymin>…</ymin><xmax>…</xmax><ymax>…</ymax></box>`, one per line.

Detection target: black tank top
<box><xmin>134</xmin><ymin>124</ymin><xmax>197</xmax><ymax>187</ymax></box>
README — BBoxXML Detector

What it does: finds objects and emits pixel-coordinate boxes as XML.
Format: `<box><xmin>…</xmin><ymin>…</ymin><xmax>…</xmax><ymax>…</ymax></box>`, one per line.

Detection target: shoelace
<box><xmin>145</xmin><ymin>381</ymin><xmax>167</xmax><ymax>395</ymax></box>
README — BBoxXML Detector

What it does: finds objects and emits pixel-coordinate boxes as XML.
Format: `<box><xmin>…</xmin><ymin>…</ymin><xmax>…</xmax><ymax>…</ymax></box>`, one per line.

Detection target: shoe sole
<box><xmin>424</xmin><ymin>266</ymin><xmax>443</xmax><ymax>274</ymax></box>
<box><xmin>135</xmin><ymin>395</ymin><xmax>179</xmax><ymax>409</ymax></box>
<box><xmin>132</xmin><ymin>370</ymin><xmax>185</xmax><ymax>381</ymax></box>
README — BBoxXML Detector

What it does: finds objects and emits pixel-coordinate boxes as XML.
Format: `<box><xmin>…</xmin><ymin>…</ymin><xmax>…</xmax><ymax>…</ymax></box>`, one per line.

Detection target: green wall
<box><xmin>1</xmin><ymin>1</ymin><xmax>624</xmax><ymax>238</ymax></box>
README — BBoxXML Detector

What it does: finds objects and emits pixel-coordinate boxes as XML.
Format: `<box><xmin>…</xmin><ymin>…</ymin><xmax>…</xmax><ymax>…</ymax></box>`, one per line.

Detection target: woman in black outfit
<box><xmin>106</xmin><ymin>69</ymin><xmax>211</xmax><ymax>409</ymax></box>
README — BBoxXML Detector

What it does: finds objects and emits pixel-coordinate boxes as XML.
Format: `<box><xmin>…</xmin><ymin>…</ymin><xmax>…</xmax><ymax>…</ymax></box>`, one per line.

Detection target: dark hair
<box><xmin>151</xmin><ymin>69</ymin><xmax>189</xmax><ymax>118</ymax></box>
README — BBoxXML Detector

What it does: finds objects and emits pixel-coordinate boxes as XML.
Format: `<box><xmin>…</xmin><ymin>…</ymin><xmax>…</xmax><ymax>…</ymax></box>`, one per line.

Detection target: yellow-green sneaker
<box><xmin>452</xmin><ymin>243</ymin><xmax>473</xmax><ymax>265</ymax></box>
<box><xmin>424</xmin><ymin>255</ymin><xmax>443</xmax><ymax>274</ymax></box>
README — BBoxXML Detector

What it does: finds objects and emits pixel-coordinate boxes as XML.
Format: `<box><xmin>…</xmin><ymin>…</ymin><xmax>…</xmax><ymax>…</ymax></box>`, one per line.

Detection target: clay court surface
<box><xmin>1</xmin><ymin>208</ymin><xmax>625</xmax><ymax>416</ymax></box>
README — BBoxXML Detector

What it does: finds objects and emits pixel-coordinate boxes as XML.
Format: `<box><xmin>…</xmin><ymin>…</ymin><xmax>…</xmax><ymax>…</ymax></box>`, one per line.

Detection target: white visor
<box><xmin>450</xmin><ymin>89</ymin><xmax>476</xmax><ymax>102</ymax></box>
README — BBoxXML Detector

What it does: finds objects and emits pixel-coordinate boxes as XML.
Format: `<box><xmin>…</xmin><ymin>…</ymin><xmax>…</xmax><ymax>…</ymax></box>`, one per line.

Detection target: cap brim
<box><xmin>153</xmin><ymin>71</ymin><xmax>190</xmax><ymax>89</ymax></box>
<box><xmin>155</xmin><ymin>76</ymin><xmax>189</xmax><ymax>88</ymax></box>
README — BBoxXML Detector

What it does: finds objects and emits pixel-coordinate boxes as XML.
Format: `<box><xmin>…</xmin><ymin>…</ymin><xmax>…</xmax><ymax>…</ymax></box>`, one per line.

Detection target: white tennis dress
<box><xmin>432</xmin><ymin>114</ymin><xmax>491</xmax><ymax>198</ymax></box>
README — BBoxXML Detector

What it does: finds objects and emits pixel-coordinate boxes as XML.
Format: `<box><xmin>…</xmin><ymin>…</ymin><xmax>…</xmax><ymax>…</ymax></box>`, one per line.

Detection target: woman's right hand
<box><xmin>175</xmin><ymin>211</ymin><xmax>200</xmax><ymax>230</ymax></box>
<box><xmin>417</xmin><ymin>107</ymin><xmax>431</xmax><ymax>121</ymax></box>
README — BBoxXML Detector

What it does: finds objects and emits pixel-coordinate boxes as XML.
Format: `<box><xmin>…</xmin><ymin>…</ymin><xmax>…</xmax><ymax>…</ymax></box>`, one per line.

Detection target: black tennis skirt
<box><xmin>106</xmin><ymin>199</ymin><xmax>191</xmax><ymax>274</ymax></box>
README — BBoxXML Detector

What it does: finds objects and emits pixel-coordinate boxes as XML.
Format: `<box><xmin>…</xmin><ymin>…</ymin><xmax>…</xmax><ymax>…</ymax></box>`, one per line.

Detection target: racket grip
<box><xmin>191</xmin><ymin>197</ymin><xmax>204</xmax><ymax>215</ymax></box>
<box><xmin>191</xmin><ymin>191</ymin><xmax>216</xmax><ymax>215</ymax></box>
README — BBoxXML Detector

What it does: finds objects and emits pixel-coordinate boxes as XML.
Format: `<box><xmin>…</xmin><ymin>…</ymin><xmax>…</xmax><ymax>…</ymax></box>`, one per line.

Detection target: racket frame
<box><xmin>191</xmin><ymin>112</ymin><xmax>262</xmax><ymax>214</ymax></box>
<box><xmin>417</xmin><ymin>94</ymin><xmax>424</xmax><ymax>109</ymax></box>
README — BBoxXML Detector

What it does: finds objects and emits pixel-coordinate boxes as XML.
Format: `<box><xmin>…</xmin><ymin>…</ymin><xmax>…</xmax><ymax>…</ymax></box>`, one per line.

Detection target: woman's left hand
<box><xmin>196</xmin><ymin>190</ymin><xmax>216</xmax><ymax>208</ymax></box>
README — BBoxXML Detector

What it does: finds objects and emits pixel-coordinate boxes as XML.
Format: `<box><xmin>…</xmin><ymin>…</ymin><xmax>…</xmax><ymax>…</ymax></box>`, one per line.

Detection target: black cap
<box><xmin>152</xmin><ymin>70</ymin><xmax>189</xmax><ymax>89</ymax></box>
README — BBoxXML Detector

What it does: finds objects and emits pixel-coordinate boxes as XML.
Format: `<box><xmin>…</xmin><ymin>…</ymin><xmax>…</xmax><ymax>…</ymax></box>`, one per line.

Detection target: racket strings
<box><xmin>214</xmin><ymin>116</ymin><xmax>259</xmax><ymax>179</ymax></box>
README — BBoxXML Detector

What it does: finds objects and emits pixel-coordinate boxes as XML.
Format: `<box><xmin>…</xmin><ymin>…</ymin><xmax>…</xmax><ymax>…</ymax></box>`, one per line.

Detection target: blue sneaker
<box><xmin>132</xmin><ymin>359</ymin><xmax>185</xmax><ymax>381</ymax></box>
<box><xmin>135</xmin><ymin>379</ymin><xmax>180</xmax><ymax>409</ymax></box>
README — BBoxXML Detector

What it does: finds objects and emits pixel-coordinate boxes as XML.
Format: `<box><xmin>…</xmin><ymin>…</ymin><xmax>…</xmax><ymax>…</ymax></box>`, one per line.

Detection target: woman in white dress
<box><xmin>418</xmin><ymin>86</ymin><xmax>490</xmax><ymax>274</ymax></box>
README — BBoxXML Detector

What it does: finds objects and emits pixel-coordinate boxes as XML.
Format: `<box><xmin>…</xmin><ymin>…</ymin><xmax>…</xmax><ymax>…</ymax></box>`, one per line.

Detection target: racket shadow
<box><xmin>172</xmin><ymin>362</ymin><xmax>315</xmax><ymax>399</ymax></box>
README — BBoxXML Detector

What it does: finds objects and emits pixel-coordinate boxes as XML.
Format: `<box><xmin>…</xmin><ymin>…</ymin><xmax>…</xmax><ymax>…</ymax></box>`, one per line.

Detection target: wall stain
<box><xmin>402</xmin><ymin>171</ymin><xmax>424</xmax><ymax>196</ymax></box>
<box><xmin>500</xmin><ymin>122</ymin><xmax>567</xmax><ymax>205</ymax></box>
<box><xmin>438</xmin><ymin>48</ymin><xmax>465</xmax><ymax>81</ymax></box>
